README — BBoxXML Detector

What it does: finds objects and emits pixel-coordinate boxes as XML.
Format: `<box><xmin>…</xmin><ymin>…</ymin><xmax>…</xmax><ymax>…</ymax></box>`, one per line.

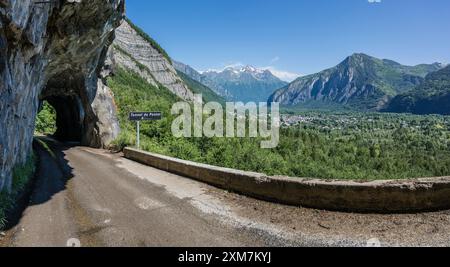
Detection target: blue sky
<box><xmin>126</xmin><ymin>0</ymin><xmax>450</xmax><ymax>80</ymax></box>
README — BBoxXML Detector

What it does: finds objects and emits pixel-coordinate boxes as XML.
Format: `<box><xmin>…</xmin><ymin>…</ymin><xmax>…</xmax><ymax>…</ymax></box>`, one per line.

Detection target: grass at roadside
<box><xmin>0</xmin><ymin>153</ymin><xmax>36</xmax><ymax>229</ymax></box>
<box><xmin>35</xmin><ymin>138</ymin><xmax>56</xmax><ymax>159</ymax></box>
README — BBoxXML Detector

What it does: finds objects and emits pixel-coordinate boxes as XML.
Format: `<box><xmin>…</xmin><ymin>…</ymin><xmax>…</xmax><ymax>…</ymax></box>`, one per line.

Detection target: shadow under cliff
<box><xmin>3</xmin><ymin>136</ymin><xmax>76</xmax><ymax>231</ymax></box>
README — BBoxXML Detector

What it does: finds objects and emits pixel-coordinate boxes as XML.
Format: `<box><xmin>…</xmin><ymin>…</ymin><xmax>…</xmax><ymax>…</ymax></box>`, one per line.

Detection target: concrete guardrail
<box><xmin>124</xmin><ymin>147</ymin><xmax>450</xmax><ymax>213</ymax></box>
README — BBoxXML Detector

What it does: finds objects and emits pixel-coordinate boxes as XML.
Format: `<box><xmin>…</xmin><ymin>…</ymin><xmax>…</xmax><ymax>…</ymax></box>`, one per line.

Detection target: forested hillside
<box><xmin>384</xmin><ymin>65</ymin><xmax>450</xmax><ymax>115</ymax></box>
<box><xmin>106</xmin><ymin>67</ymin><xmax>450</xmax><ymax>181</ymax></box>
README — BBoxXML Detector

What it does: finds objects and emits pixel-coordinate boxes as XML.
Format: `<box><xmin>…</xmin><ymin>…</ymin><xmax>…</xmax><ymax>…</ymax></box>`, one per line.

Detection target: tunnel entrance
<box><xmin>36</xmin><ymin>96</ymin><xmax>84</xmax><ymax>143</ymax></box>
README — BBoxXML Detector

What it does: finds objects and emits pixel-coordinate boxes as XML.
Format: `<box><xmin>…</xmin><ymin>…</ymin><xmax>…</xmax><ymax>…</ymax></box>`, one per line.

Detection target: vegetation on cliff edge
<box><xmin>124</xmin><ymin>17</ymin><xmax>172</xmax><ymax>64</ymax></box>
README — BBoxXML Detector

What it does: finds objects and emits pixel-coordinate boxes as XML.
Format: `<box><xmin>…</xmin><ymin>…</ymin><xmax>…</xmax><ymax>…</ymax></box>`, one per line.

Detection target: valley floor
<box><xmin>2</xmin><ymin>138</ymin><xmax>450</xmax><ymax>247</ymax></box>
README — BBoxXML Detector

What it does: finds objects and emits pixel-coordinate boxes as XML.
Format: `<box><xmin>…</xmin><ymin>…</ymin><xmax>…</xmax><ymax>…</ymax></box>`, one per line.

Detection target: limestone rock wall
<box><xmin>112</xmin><ymin>20</ymin><xmax>194</xmax><ymax>101</ymax></box>
<box><xmin>0</xmin><ymin>0</ymin><xmax>124</xmax><ymax>192</ymax></box>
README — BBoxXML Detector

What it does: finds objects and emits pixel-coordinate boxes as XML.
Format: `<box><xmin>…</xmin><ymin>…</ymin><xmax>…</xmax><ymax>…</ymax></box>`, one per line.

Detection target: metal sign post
<box><xmin>129</xmin><ymin>112</ymin><xmax>163</xmax><ymax>150</ymax></box>
<box><xmin>136</xmin><ymin>120</ymin><xmax>140</xmax><ymax>149</ymax></box>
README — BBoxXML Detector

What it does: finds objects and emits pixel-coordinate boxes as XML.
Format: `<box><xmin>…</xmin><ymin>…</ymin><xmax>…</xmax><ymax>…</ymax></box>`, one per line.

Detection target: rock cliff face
<box><xmin>0</xmin><ymin>0</ymin><xmax>124</xmax><ymax>192</ymax></box>
<box><xmin>110</xmin><ymin>20</ymin><xmax>194</xmax><ymax>100</ymax></box>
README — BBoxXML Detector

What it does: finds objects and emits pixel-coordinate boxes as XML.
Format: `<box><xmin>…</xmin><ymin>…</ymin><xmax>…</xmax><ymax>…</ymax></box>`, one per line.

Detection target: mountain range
<box><xmin>269</xmin><ymin>53</ymin><xmax>444</xmax><ymax>111</ymax></box>
<box><xmin>114</xmin><ymin>21</ymin><xmax>449</xmax><ymax>115</ymax></box>
<box><xmin>174</xmin><ymin>62</ymin><xmax>288</xmax><ymax>102</ymax></box>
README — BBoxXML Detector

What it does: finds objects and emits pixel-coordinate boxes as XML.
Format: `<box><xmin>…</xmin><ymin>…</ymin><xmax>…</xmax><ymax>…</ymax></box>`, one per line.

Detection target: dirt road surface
<box><xmin>2</xmin><ymin>139</ymin><xmax>450</xmax><ymax>247</ymax></box>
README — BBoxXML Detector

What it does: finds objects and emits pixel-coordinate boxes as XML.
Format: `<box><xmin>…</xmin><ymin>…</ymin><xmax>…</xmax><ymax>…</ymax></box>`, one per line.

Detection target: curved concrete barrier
<box><xmin>124</xmin><ymin>147</ymin><xmax>450</xmax><ymax>213</ymax></box>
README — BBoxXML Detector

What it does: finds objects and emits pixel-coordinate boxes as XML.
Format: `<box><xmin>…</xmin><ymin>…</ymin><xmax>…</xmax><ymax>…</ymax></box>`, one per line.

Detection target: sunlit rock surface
<box><xmin>111</xmin><ymin>20</ymin><xmax>194</xmax><ymax>100</ymax></box>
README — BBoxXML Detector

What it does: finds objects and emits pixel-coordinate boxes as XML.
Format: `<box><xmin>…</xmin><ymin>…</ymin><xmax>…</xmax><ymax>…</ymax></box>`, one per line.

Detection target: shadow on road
<box><xmin>3</xmin><ymin>136</ymin><xmax>76</xmax><ymax>231</ymax></box>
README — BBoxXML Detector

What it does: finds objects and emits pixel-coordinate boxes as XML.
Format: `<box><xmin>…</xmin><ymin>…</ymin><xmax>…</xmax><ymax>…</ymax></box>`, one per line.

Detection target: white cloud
<box><xmin>223</xmin><ymin>62</ymin><xmax>244</xmax><ymax>69</ymax></box>
<box><xmin>264</xmin><ymin>57</ymin><xmax>300</xmax><ymax>82</ymax></box>
<box><xmin>200</xmin><ymin>62</ymin><xmax>244</xmax><ymax>73</ymax></box>
<box><xmin>270</xmin><ymin>56</ymin><xmax>280</xmax><ymax>64</ymax></box>
<box><xmin>260</xmin><ymin>66</ymin><xmax>301</xmax><ymax>82</ymax></box>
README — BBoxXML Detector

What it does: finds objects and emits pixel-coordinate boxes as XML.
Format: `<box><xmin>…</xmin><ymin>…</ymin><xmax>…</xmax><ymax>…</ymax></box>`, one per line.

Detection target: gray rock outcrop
<box><xmin>0</xmin><ymin>0</ymin><xmax>124</xmax><ymax>192</ymax></box>
<box><xmin>111</xmin><ymin>20</ymin><xmax>194</xmax><ymax>101</ymax></box>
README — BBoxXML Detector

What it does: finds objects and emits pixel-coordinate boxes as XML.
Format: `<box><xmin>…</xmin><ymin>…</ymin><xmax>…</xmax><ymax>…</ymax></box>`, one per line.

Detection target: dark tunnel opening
<box><xmin>42</xmin><ymin>96</ymin><xmax>84</xmax><ymax>143</ymax></box>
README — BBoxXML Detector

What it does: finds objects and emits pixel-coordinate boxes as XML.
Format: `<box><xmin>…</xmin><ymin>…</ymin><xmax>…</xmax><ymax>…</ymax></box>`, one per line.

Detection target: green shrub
<box><xmin>111</xmin><ymin>131</ymin><xmax>136</xmax><ymax>151</ymax></box>
<box><xmin>35</xmin><ymin>101</ymin><xmax>56</xmax><ymax>135</ymax></box>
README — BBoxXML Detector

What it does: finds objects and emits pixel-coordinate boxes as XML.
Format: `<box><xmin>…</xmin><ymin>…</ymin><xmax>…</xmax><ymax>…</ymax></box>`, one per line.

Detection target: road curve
<box><xmin>2</xmin><ymin>139</ymin><xmax>450</xmax><ymax>247</ymax></box>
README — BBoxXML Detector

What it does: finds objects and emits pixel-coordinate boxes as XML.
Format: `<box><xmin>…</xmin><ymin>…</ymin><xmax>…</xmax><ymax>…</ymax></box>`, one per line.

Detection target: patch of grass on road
<box><xmin>35</xmin><ymin>138</ymin><xmax>56</xmax><ymax>159</ymax></box>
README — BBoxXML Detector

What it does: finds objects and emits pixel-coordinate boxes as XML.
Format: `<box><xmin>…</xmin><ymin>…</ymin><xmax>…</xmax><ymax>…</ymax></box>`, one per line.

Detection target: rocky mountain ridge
<box><xmin>269</xmin><ymin>53</ymin><xmax>443</xmax><ymax>111</ymax></box>
<box><xmin>173</xmin><ymin>61</ymin><xmax>232</xmax><ymax>99</ymax></box>
<box><xmin>175</xmin><ymin>62</ymin><xmax>287</xmax><ymax>102</ymax></box>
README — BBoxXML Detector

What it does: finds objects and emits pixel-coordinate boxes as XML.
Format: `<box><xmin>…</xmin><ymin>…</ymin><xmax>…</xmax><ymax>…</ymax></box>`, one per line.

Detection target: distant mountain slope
<box><xmin>269</xmin><ymin>53</ymin><xmax>442</xmax><ymax>111</ymax></box>
<box><xmin>174</xmin><ymin>61</ymin><xmax>287</xmax><ymax>102</ymax></box>
<box><xmin>383</xmin><ymin>65</ymin><xmax>450</xmax><ymax>115</ymax></box>
<box><xmin>110</xmin><ymin>20</ymin><xmax>194</xmax><ymax>101</ymax></box>
<box><xmin>173</xmin><ymin>61</ymin><xmax>231</xmax><ymax>99</ymax></box>
<box><xmin>173</xmin><ymin>61</ymin><xmax>204</xmax><ymax>83</ymax></box>
<box><xmin>176</xmin><ymin>71</ymin><xmax>226</xmax><ymax>104</ymax></box>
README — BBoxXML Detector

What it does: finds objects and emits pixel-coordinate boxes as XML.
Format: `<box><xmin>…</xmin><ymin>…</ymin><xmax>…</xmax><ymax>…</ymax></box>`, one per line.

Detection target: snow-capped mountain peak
<box><xmin>175</xmin><ymin>61</ymin><xmax>289</xmax><ymax>102</ymax></box>
<box><xmin>203</xmin><ymin>65</ymin><xmax>268</xmax><ymax>75</ymax></box>
<box><xmin>240</xmin><ymin>65</ymin><xmax>261</xmax><ymax>73</ymax></box>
